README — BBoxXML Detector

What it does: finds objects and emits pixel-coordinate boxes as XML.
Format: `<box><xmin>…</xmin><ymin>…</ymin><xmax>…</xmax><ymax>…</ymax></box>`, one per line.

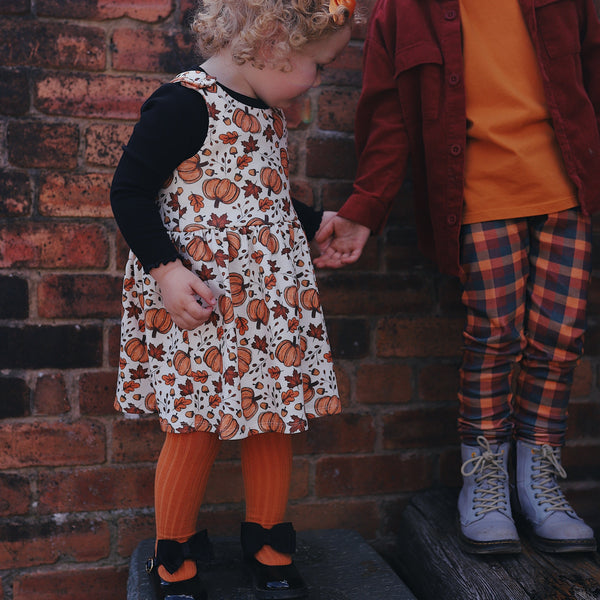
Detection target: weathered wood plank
<box><xmin>395</xmin><ymin>488</ymin><xmax>600</xmax><ymax>600</ymax></box>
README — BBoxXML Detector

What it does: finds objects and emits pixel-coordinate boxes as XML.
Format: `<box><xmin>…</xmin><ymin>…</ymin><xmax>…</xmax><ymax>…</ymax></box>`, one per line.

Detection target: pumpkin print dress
<box><xmin>115</xmin><ymin>70</ymin><xmax>340</xmax><ymax>439</ymax></box>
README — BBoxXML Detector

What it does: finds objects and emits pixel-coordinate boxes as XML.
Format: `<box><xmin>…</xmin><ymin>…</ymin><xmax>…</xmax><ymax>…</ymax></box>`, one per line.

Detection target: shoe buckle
<box><xmin>146</xmin><ymin>557</ymin><xmax>155</xmax><ymax>574</ymax></box>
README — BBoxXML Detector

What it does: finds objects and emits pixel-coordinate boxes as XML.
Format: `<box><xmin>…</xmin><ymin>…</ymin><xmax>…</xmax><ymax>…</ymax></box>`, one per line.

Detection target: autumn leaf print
<box><xmin>123</xmin><ymin>381</ymin><xmax>140</xmax><ymax>393</ymax></box>
<box><xmin>126</xmin><ymin>303</ymin><xmax>142</xmax><ymax>319</ymax></box>
<box><xmin>268</xmin><ymin>366</ymin><xmax>281</xmax><ymax>379</ymax></box>
<box><xmin>162</xmin><ymin>374</ymin><xmax>176</xmax><ymax>386</ymax></box>
<box><xmin>198</xmin><ymin>264</ymin><xmax>216</xmax><ymax>281</ymax></box>
<box><xmin>219</xmin><ymin>131</ymin><xmax>239</xmax><ymax>145</ymax></box>
<box><xmin>252</xmin><ymin>335</ymin><xmax>268</xmax><ymax>353</ymax></box>
<box><xmin>259</xmin><ymin>198</ymin><xmax>273</xmax><ymax>212</ymax></box>
<box><xmin>129</xmin><ymin>366</ymin><xmax>148</xmax><ymax>380</ymax></box>
<box><xmin>168</xmin><ymin>192</ymin><xmax>181</xmax><ymax>211</ymax></box>
<box><xmin>174</xmin><ymin>396</ymin><xmax>192</xmax><ymax>411</ymax></box>
<box><xmin>267</xmin><ymin>259</ymin><xmax>280</xmax><ymax>272</ymax></box>
<box><xmin>273</xmin><ymin>301</ymin><xmax>288</xmax><ymax>319</ymax></box>
<box><xmin>189</xmin><ymin>193</ymin><xmax>204</xmax><ymax>212</ymax></box>
<box><xmin>243</xmin><ymin>180</ymin><xmax>261</xmax><ymax>199</ymax></box>
<box><xmin>213</xmin><ymin>379</ymin><xmax>223</xmax><ymax>393</ymax></box>
<box><xmin>149</xmin><ymin>343</ymin><xmax>165</xmax><ymax>360</ymax></box>
<box><xmin>324</xmin><ymin>351</ymin><xmax>333</xmax><ymax>363</ymax></box>
<box><xmin>236</xmin><ymin>317</ymin><xmax>249</xmax><ymax>335</ymax></box>
<box><xmin>242</xmin><ymin>136</ymin><xmax>258</xmax><ymax>153</ymax></box>
<box><xmin>251</xmin><ymin>250</ymin><xmax>264</xmax><ymax>263</ymax></box>
<box><xmin>237</xmin><ymin>155</ymin><xmax>252</xmax><ymax>169</ymax></box>
<box><xmin>308</xmin><ymin>323</ymin><xmax>324</xmax><ymax>340</ymax></box>
<box><xmin>264</xmin><ymin>124</ymin><xmax>275</xmax><ymax>142</ymax></box>
<box><xmin>285</xmin><ymin>370</ymin><xmax>302</xmax><ymax>388</ymax></box>
<box><xmin>191</xmin><ymin>370</ymin><xmax>209</xmax><ymax>383</ymax></box>
<box><xmin>206</xmin><ymin>102</ymin><xmax>220</xmax><ymax>118</ymax></box>
<box><xmin>209</xmin><ymin>394</ymin><xmax>222</xmax><ymax>408</ymax></box>
<box><xmin>288</xmin><ymin>415</ymin><xmax>307</xmax><ymax>433</ymax></box>
<box><xmin>124</xmin><ymin>277</ymin><xmax>135</xmax><ymax>291</ymax></box>
<box><xmin>282</xmin><ymin>390</ymin><xmax>299</xmax><ymax>405</ymax></box>
<box><xmin>264</xmin><ymin>274</ymin><xmax>277</xmax><ymax>289</ymax></box>
<box><xmin>223</xmin><ymin>365</ymin><xmax>238</xmax><ymax>385</ymax></box>
<box><xmin>207</xmin><ymin>213</ymin><xmax>231</xmax><ymax>229</ymax></box>
<box><xmin>288</xmin><ymin>318</ymin><xmax>299</xmax><ymax>333</ymax></box>
<box><xmin>178</xmin><ymin>379</ymin><xmax>194</xmax><ymax>396</ymax></box>
<box><xmin>214</xmin><ymin>249</ymin><xmax>228</xmax><ymax>267</ymax></box>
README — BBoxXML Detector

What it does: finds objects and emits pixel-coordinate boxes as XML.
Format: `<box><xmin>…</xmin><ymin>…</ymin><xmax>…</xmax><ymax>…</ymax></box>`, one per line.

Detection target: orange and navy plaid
<box><xmin>458</xmin><ymin>208</ymin><xmax>591</xmax><ymax>446</ymax></box>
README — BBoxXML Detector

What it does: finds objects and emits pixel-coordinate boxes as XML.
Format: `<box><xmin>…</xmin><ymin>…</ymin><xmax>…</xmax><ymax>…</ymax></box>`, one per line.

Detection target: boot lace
<box><xmin>461</xmin><ymin>436</ymin><xmax>509</xmax><ymax>516</ymax></box>
<box><xmin>531</xmin><ymin>444</ymin><xmax>571</xmax><ymax>513</ymax></box>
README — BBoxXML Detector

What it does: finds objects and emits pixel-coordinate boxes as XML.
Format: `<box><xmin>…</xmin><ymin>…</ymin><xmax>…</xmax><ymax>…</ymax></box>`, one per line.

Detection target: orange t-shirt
<box><xmin>459</xmin><ymin>0</ymin><xmax>578</xmax><ymax>225</ymax></box>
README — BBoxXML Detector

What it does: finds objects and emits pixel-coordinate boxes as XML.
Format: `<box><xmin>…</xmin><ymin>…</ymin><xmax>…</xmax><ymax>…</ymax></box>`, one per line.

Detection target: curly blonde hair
<box><xmin>191</xmin><ymin>0</ymin><xmax>355</xmax><ymax>69</ymax></box>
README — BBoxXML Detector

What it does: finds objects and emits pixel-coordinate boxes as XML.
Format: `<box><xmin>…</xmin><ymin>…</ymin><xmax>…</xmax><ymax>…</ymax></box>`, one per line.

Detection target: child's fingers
<box><xmin>314</xmin><ymin>217</ymin><xmax>335</xmax><ymax>245</ymax></box>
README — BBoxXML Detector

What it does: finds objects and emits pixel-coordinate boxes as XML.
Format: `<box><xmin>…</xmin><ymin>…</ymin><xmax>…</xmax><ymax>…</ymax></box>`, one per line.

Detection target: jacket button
<box><xmin>450</xmin><ymin>144</ymin><xmax>462</xmax><ymax>156</ymax></box>
<box><xmin>445</xmin><ymin>9</ymin><xmax>457</xmax><ymax>20</ymax></box>
<box><xmin>448</xmin><ymin>73</ymin><xmax>461</xmax><ymax>85</ymax></box>
<box><xmin>447</xmin><ymin>214</ymin><xmax>457</xmax><ymax>226</ymax></box>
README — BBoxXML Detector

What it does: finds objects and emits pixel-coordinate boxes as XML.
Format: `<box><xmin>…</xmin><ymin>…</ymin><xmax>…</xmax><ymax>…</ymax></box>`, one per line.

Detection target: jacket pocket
<box><xmin>394</xmin><ymin>42</ymin><xmax>443</xmax><ymax>121</ymax></box>
<box><xmin>534</xmin><ymin>0</ymin><xmax>581</xmax><ymax>57</ymax></box>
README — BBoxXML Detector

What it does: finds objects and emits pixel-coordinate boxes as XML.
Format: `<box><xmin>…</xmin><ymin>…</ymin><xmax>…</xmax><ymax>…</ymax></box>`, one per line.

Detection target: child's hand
<box><xmin>313</xmin><ymin>216</ymin><xmax>370</xmax><ymax>269</ymax></box>
<box><xmin>311</xmin><ymin>211</ymin><xmax>338</xmax><ymax>256</ymax></box>
<box><xmin>150</xmin><ymin>259</ymin><xmax>217</xmax><ymax>330</ymax></box>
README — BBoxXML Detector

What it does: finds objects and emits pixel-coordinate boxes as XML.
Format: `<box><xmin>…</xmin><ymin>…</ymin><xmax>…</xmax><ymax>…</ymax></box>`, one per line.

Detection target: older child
<box><xmin>316</xmin><ymin>0</ymin><xmax>600</xmax><ymax>554</ymax></box>
<box><xmin>111</xmin><ymin>1</ymin><xmax>356</xmax><ymax>598</ymax></box>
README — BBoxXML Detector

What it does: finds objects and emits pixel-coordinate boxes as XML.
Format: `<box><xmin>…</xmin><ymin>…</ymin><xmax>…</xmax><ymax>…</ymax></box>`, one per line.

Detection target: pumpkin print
<box><xmin>218</xmin><ymin>295</ymin><xmax>234</xmax><ymax>323</ymax></box>
<box><xmin>124</xmin><ymin>338</ymin><xmax>148</xmax><ymax>363</ymax></box>
<box><xmin>177</xmin><ymin>155</ymin><xmax>204</xmax><ymax>183</ymax></box>
<box><xmin>203</xmin><ymin>178</ymin><xmax>239</xmax><ymax>208</ymax></box>
<box><xmin>145</xmin><ymin>308</ymin><xmax>173</xmax><ymax>336</ymax></box>
<box><xmin>260</xmin><ymin>167</ymin><xmax>283</xmax><ymax>195</ymax></box>
<box><xmin>314</xmin><ymin>395</ymin><xmax>341</xmax><ymax>416</ymax></box>
<box><xmin>115</xmin><ymin>69</ymin><xmax>338</xmax><ymax>440</ymax></box>
<box><xmin>187</xmin><ymin>238</ymin><xmax>214</xmax><ymax>262</ymax></box>
<box><xmin>258</xmin><ymin>411</ymin><xmax>285</xmax><ymax>433</ymax></box>
<box><xmin>233</xmin><ymin>108</ymin><xmax>261</xmax><ymax>133</ymax></box>
<box><xmin>247</xmin><ymin>298</ymin><xmax>269</xmax><ymax>328</ymax></box>
<box><xmin>173</xmin><ymin>350</ymin><xmax>192</xmax><ymax>376</ymax></box>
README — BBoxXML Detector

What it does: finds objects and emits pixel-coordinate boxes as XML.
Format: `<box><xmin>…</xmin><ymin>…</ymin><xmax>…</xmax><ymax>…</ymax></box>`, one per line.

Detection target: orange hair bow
<box><xmin>329</xmin><ymin>0</ymin><xmax>356</xmax><ymax>24</ymax></box>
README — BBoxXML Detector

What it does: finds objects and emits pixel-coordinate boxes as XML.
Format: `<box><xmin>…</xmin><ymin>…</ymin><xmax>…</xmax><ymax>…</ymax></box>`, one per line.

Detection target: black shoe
<box><xmin>240</xmin><ymin>522</ymin><xmax>308</xmax><ymax>599</ymax></box>
<box><xmin>246</xmin><ymin>558</ymin><xmax>308</xmax><ymax>600</ymax></box>
<box><xmin>146</xmin><ymin>530</ymin><xmax>212</xmax><ymax>600</ymax></box>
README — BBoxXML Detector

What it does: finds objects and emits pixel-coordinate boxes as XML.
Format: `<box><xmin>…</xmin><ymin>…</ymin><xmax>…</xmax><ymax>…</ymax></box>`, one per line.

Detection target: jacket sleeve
<box><xmin>337</xmin><ymin>5</ymin><xmax>411</xmax><ymax>233</ymax></box>
<box><xmin>581</xmin><ymin>0</ymin><xmax>600</xmax><ymax>132</ymax></box>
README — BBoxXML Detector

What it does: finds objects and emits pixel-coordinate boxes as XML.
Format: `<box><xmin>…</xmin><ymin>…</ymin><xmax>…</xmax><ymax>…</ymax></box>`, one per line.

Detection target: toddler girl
<box><xmin>110</xmin><ymin>1</ymin><xmax>356</xmax><ymax>598</ymax></box>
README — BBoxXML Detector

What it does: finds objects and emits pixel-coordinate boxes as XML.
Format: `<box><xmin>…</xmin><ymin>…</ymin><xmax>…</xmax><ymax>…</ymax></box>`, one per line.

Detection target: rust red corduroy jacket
<box><xmin>338</xmin><ymin>0</ymin><xmax>600</xmax><ymax>277</ymax></box>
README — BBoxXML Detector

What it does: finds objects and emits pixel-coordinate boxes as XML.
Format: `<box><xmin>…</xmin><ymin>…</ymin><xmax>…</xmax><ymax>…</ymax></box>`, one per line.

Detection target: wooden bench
<box><xmin>394</xmin><ymin>488</ymin><xmax>600</xmax><ymax>600</ymax></box>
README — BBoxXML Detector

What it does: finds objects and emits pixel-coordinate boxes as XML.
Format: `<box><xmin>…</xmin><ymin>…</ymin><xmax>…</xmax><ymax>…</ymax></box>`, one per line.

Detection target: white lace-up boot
<box><xmin>515</xmin><ymin>440</ymin><xmax>596</xmax><ymax>553</ymax></box>
<box><xmin>457</xmin><ymin>436</ymin><xmax>521</xmax><ymax>554</ymax></box>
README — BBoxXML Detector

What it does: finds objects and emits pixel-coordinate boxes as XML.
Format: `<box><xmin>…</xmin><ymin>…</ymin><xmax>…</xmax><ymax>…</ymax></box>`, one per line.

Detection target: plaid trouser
<box><xmin>458</xmin><ymin>208</ymin><xmax>592</xmax><ymax>446</ymax></box>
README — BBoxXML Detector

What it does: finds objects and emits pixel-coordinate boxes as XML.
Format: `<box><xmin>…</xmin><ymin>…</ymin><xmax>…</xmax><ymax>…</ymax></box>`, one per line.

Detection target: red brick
<box><xmin>1</xmin><ymin>20</ymin><xmax>105</xmax><ymax>70</ymax></box>
<box><xmin>195</xmin><ymin>507</ymin><xmax>247</xmax><ymax>536</ymax></box>
<box><xmin>320</xmin><ymin>43</ymin><xmax>363</xmax><ymax>87</ymax></box>
<box><xmin>80</xmin><ymin>370</ymin><xmax>119</xmax><ymax>417</ymax></box>
<box><xmin>0</xmin><ymin>68</ymin><xmax>29</xmax><ymax>116</ymax></box>
<box><xmin>289</xmin><ymin>500</ymin><xmax>380</xmax><ymax>539</ymax></box>
<box><xmin>0</xmin><ymin>170</ymin><xmax>31</xmax><ymax>216</ymax></box>
<box><xmin>439</xmin><ymin>446</ymin><xmax>462</xmax><ymax>488</ymax></box>
<box><xmin>0</xmin><ymin>421</ymin><xmax>105</xmax><ymax>468</ymax></box>
<box><xmin>320</xmin><ymin>180</ymin><xmax>354</xmax><ymax>211</ymax></box>
<box><xmin>0</xmin><ymin>517</ymin><xmax>110</xmax><ymax>569</ymax></box>
<box><xmin>305</xmin><ymin>135</ymin><xmax>356</xmax><ymax>179</ymax></box>
<box><xmin>33</xmin><ymin>373</ymin><xmax>69</xmax><ymax>416</ymax></box>
<box><xmin>85</xmin><ymin>123</ymin><xmax>132</xmax><ymax>167</ymax></box>
<box><xmin>316</xmin><ymin>453</ymin><xmax>435</xmax><ymax>497</ymax></box>
<box><xmin>0</xmin><ymin>223</ymin><xmax>108</xmax><ymax>269</ymax></box>
<box><xmin>289</xmin><ymin>181</ymin><xmax>314</xmax><ymax>207</ymax></box>
<box><xmin>356</xmin><ymin>363</ymin><xmax>412</xmax><ymax>404</ymax></box>
<box><xmin>0</xmin><ymin>0</ymin><xmax>30</xmax><ymax>14</ymax></box>
<box><xmin>37</xmin><ymin>466</ymin><xmax>155</xmax><ymax>513</ymax></box>
<box><xmin>112</xmin><ymin>28</ymin><xmax>195</xmax><ymax>73</ymax></box>
<box><xmin>13</xmin><ymin>566</ymin><xmax>127</xmax><ymax>600</ymax></box>
<box><xmin>318</xmin><ymin>272</ymin><xmax>434</xmax><ymax>315</ymax></box>
<box><xmin>7</xmin><ymin>121</ymin><xmax>78</xmax><ymax>169</ymax></box>
<box><xmin>562</xmin><ymin>441</ymin><xmax>600</xmax><ymax>480</ymax></box>
<box><xmin>37</xmin><ymin>0</ymin><xmax>173</xmax><ymax>22</ymax></box>
<box><xmin>117</xmin><ymin>513</ymin><xmax>155</xmax><ymax>557</ymax></box>
<box><xmin>418</xmin><ymin>362</ymin><xmax>460</xmax><ymax>402</ymax></box>
<box><xmin>37</xmin><ymin>274</ymin><xmax>122</xmax><ymax>318</ymax></box>
<box><xmin>108</xmin><ymin>322</ymin><xmax>122</xmax><ymax>367</ymax></box>
<box><xmin>571</xmin><ymin>359</ymin><xmax>593</xmax><ymax>398</ymax></box>
<box><xmin>318</xmin><ymin>88</ymin><xmax>360</xmax><ymax>132</ymax></box>
<box><xmin>376</xmin><ymin>317</ymin><xmax>464</xmax><ymax>358</ymax></box>
<box><xmin>567</xmin><ymin>401</ymin><xmax>600</xmax><ymax>439</ymax></box>
<box><xmin>181</xmin><ymin>0</ymin><xmax>197</xmax><ymax>24</ymax></box>
<box><xmin>292</xmin><ymin>413</ymin><xmax>376</xmax><ymax>454</ymax></box>
<box><xmin>382</xmin><ymin>406</ymin><xmax>460</xmax><ymax>449</ymax></box>
<box><xmin>112</xmin><ymin>418</ymin><xmax>163</xmax><ymax>463</ymax></box>
<box><xmin>283</xmin><ymin>95</ymin><xmax>312</xmax><ymax>130</ymax></box>
<box><xmin>0</xmin><ymin>473</ymin><xmax>31</xmax><ymax>516</ymax></box>
<box><xmin>38</xmin><ymin>173</ymin><xmax>113</xmax><ymax>218</ymax></box>
<box><xmin>34</xmin><ymin>73</ymin><xmax>163</xmax><ymax>119</ymax></box>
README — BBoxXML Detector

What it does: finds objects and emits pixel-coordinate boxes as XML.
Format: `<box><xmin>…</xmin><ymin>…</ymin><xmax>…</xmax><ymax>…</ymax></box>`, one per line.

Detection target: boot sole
<box><xmin>457</xmin><ymin>518</ymin><xmax>522</xmax><ymax>554</ymax></box>
<box><xmin>524</xmin><ymin>527</ymin><xmax>597</xmax><ymax>554</ymax></box>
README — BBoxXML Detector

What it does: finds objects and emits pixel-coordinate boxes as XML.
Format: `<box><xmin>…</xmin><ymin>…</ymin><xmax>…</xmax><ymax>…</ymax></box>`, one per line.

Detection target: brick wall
<box><xmin>2</xmin><ymin>1</ymin><xmax>600</xmax><ymax>599</ymax></box>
